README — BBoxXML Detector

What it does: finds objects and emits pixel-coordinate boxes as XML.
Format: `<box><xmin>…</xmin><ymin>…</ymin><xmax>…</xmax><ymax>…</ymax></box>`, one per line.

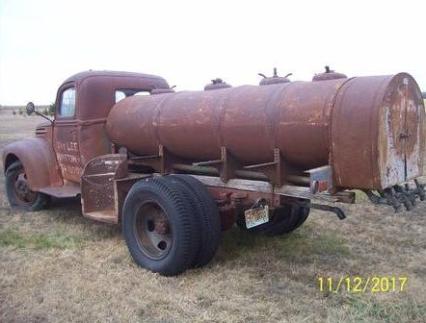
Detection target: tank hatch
<box><xmin>204</xmin><ymin>78</ymin><xmax>232</xmax><ymax>91</ymax></box>
<box><xmin>312</xmin><ymin>66</ymin><xmax>347</xmax><ymax>81</ymax></box>
<box><xmin>258</xmin><ymin>68</ymin><xmax>291</xmax><ymax>86</ymax></box>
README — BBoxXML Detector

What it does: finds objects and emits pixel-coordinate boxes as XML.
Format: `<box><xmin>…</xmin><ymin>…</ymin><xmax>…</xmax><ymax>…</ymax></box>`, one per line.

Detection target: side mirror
<box><xmin>26</xmin><ymin>102</ymin><xmax>35</xmax><ymax>115</ymax></box>
<box><xmin>25</xmin><ymin>101</ymin><xmax>53</xmax><ymax>124</ymax></box>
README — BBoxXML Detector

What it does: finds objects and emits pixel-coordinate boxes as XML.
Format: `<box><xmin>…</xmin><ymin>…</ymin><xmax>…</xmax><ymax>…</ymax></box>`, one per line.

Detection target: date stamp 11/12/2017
<box><xmin>317</xmin><ymin>276</ymin><xmax>408</xmax><ymax>293</ymax></box>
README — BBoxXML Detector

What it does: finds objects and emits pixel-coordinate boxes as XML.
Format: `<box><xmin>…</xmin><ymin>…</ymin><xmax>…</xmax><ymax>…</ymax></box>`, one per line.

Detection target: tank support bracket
<box><xmin>130</xmin><ymin>145</ymin><xmax>187</xmax><ymax>174</ymax></box>
<box><xmin>219</xmin><ymin>147</ymin><xmax>240</xmax><ymax>182</ymax></box>
<box><xmin>191</xmin><ymin>147</ymin><xmax>241</xmax><ymax>182</ymax></box>
<box><xmin>242</xmin><ymin>148</ymin><xmax>286</xmax><ymax>186</ymax></box>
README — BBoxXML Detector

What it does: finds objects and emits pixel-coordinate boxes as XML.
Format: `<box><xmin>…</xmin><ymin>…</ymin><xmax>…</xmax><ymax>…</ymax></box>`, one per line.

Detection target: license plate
<box><xmin>244</xmin><ymin>205</ymin><xmax>269</xmax><ymax>229</ymax></box>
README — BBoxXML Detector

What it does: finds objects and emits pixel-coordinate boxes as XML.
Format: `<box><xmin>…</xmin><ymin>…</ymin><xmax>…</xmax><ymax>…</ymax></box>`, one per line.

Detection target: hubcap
<box><xmin>13</xmin><ymin>172</ymin><xmax>37</xmax><ymax>204</ymax></box>
<box><xmin>135</xmin><ymin>202</ymin><xmax>172</xmax><ymax>259</ymax></box>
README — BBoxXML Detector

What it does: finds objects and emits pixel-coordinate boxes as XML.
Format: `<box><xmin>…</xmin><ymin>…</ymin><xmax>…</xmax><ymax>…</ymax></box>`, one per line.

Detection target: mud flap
<box><xmin>81</xmin><ymin>154</ymin><xmax>128</xmax><ymax>223</ymax></box>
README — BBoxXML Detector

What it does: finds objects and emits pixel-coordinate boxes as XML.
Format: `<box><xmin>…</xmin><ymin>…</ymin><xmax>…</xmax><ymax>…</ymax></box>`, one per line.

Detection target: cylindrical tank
<box><xmin>106</xmin><ymin>73</ymin><xmax>425</xmax><ymax>190</ymax></box>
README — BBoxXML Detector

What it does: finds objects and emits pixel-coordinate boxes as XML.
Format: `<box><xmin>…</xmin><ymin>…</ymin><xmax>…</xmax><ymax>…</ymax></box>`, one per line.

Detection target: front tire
<box><xmin>5</xmin><ymin>160</ymin><xmax>50</xmax><ymax>211</ymax></box>
<box><xmin>122</xmin><ymin>177</ymin><xmax>200</xmax><ymax>276</ymax></box>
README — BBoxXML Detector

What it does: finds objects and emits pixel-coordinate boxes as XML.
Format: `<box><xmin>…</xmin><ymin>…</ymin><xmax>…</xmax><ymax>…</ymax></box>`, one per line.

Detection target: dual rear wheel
<box><xmin>122</xmin><ymin>175</ymin><xmax>221</xmax><ymax>276</ymax></box>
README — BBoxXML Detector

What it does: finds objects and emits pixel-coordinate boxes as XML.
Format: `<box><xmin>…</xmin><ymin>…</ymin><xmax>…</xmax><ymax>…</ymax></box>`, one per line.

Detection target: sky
<box><xmin>0</xmin><ymin>0</ymin><xmax>425</xmax><ymax>105</ymax></box>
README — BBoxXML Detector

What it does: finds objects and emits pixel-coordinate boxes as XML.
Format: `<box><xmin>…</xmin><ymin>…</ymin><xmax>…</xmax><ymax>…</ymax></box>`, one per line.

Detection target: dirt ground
<box><xmin>0</xmin><ymin>115</ymin><xmax>425</xmax><ymax>323</ymax></box>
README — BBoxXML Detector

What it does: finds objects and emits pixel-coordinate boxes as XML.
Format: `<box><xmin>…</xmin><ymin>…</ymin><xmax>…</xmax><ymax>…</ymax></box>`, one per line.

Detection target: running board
<box><xmin>38</xmin><ymin>181</ymin><xmax>80</xmax><ymax>198</ymax></box>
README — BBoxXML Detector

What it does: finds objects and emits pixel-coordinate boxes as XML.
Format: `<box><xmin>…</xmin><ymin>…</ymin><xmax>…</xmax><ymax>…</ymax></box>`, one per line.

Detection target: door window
<box><xmin>58</xmin><ymin>88</ymin><xmax>76</xmax><ymax>117</ymax></box>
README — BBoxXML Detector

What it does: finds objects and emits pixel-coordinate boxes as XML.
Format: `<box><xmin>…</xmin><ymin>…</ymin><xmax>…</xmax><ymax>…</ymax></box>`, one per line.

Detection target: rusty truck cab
<box><xmin>3</xmin><ymin>71</ymin><xmax>171</xmax><ymax>198</ymax></box>
<box><xmin>54</xmin><ymin>71</ymin><xmax>170</xmax><ymax>184</ymax></box>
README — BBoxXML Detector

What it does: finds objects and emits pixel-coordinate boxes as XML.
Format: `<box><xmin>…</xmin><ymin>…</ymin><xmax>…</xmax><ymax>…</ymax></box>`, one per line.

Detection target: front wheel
<box><xmin>5</xmin><ymin>161</ymin><xmax>50</xmax><ymax>211</ymax></box>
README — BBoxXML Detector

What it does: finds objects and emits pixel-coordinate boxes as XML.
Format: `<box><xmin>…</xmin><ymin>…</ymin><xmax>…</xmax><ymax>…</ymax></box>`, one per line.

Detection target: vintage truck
<box><xmin>3</xmin><ymin>69</ymin><xmax>425</xmax><ymax>275</ymax></box>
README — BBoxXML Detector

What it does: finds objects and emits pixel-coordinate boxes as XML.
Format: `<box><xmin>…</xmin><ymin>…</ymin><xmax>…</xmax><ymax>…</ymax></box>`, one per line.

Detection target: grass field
<box><xmin>0</xmin><ymin>115</ymin><xmax>425</xmax><ymax>323</ymax></box>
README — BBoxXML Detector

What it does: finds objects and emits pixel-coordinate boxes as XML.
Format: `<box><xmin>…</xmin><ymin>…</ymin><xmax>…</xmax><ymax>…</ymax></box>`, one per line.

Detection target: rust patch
<box><xmin>331</xmin><ymin>73</ymin><xmax>425</xmax><ymax>190</ymax></box>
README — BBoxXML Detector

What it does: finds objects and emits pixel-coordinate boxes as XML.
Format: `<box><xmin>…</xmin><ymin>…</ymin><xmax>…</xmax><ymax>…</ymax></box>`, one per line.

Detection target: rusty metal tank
<box><xmin>106</xmin><ymin>73</ymin><xmax>425</xmax><ymax>190</ymax></box>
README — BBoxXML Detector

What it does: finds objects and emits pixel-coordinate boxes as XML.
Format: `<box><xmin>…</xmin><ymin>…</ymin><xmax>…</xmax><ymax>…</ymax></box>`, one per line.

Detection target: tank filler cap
<box><xmin>312</xmin><ymin>66</ymin><xmax>347</xmax><ymax>81</ymax></box>
<box><xmin>258</xmin><ymin>68</ymin><xmax>292</xmax><ymax>86</ymax></box>
<box><xmin>204</xmin><ymin>78</ymin><xmax>232</xmax><ymax>91</ymax></box>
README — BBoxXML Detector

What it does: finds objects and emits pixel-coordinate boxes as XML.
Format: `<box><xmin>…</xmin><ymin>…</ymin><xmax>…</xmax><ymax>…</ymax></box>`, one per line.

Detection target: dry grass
<box><xmin>0</xmin><ymin>115</ymin><xmax>425</xmax><ymax>323</ymax></box>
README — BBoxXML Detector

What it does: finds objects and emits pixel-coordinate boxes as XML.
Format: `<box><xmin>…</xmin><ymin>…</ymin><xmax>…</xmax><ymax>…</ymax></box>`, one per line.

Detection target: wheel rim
<box><xmin>12</xmin><ymin>170</ymin><xmax>37</xmax><ymax>205</ymax></box>
<box><xmin>134</xmin><ymin>202</ymin><xmax>172</xmax><ymax>260</ymax></box>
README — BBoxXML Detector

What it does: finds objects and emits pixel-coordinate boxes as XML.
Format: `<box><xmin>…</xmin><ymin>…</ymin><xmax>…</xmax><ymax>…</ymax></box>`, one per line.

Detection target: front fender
<box><xmin>3</xmin><ymin>138</ymin><xmax>63</xmax><ymax>190</ymax></box>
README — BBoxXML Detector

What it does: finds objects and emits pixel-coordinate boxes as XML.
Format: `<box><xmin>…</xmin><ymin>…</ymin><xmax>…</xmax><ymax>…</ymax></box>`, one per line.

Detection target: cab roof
<box><xmin>63</xmin><ymin>70</ymin><xmax>168</xmax><ymax>85</ymax></box>
<box><xmin>57</xmin><ymin>70</ymin><xmax>171</xmax><ymax>120</ymax></box>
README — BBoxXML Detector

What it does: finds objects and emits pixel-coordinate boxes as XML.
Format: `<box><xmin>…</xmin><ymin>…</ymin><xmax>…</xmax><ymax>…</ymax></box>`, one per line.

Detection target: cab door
<box><xmin>53</xmin><ymin>85</ymin><xmax>82</xmax><ymax>182</ymax></box>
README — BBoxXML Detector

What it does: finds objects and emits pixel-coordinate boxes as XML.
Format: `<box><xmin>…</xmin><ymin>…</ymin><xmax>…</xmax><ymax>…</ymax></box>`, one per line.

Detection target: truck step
<box><xmin>83</xmin><ymin>209</ymin><xmax>117</xmax><ymax>224</ymax></box>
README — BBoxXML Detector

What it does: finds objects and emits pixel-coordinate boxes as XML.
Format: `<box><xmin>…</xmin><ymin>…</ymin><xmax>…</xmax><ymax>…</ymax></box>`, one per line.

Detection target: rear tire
<box><xmin>237</xmin><ymin>202</ymin><xmax>310</xmax><ymax>236</ymax></box>
<box><xmin>168</xmin><ymin>174</ymin><xmax>221</xmax><ymax>267</ymax></box>
<box><xmin>122</xmin><ymin>177</ymin><xmax>200</xmax><ymax>276</ymax></box>
<box><xmin>5</xmin><ymin>160</ymin><xmax>50</xmax><ymax>211</ymax></box>
<box><xmin>263</xmin><ymin>204</ymin><xmax>310</xmax><ymax>236</ymax></box>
